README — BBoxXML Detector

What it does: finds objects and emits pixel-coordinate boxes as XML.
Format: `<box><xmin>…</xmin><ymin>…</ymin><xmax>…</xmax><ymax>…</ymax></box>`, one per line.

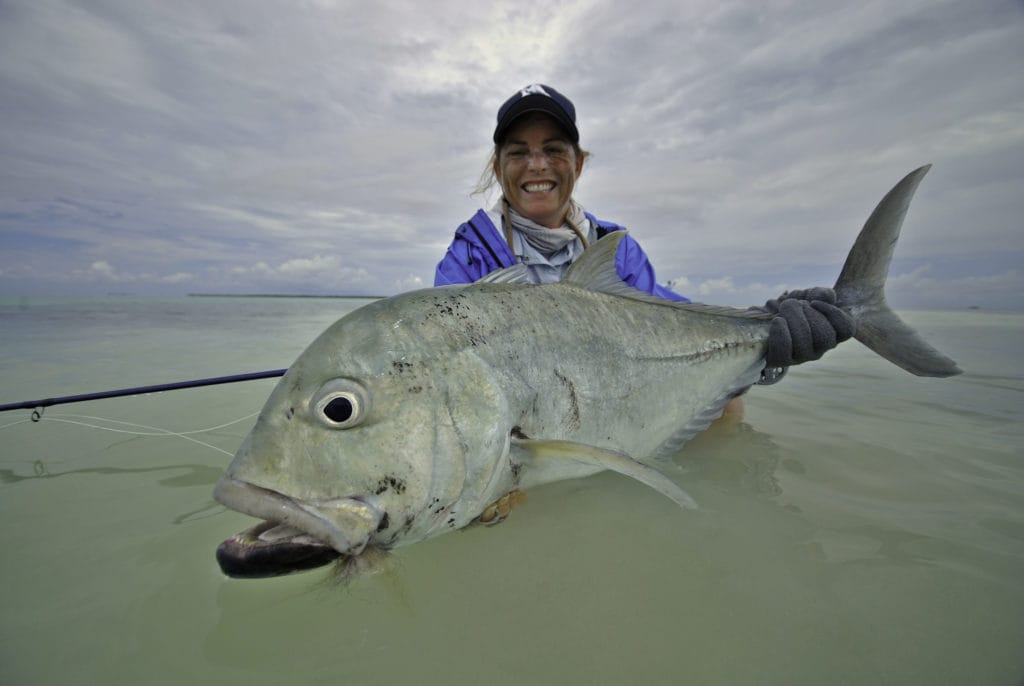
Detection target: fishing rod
<box><xmin>0</xmin><ymin>369</ymin><xmax>287</xmax><ymax>419</ymax></box>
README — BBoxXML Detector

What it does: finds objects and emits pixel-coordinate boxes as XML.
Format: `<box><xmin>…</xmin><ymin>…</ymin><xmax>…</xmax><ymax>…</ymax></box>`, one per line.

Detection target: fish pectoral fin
<box><xmin>511</xmin><ymin>438</ymin><xmax>697</xmax><ymax>509</ymax></box>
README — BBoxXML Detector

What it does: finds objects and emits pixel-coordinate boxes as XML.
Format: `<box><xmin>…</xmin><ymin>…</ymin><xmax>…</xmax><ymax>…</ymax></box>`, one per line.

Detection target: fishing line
<box><xmin>0</xmin><ymin>411</ymin><xmax>260</xmax><ymax>457</ymax></box>
<box><xmin>49</xmin><ymin>411</ymin><xmax>259</xmax><ymax>437</ymax></box>
<box><xmin>0</xmin><ymin>368</ymin><xmax>284</xmax><ymax>457</ymax></box>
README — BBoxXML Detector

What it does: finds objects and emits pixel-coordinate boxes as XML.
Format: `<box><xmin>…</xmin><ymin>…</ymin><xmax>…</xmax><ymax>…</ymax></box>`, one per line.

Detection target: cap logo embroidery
<box><xmin>520</xmin><ymin>84</ymin><xmax>550</xmax><ymax>98</ymax></box>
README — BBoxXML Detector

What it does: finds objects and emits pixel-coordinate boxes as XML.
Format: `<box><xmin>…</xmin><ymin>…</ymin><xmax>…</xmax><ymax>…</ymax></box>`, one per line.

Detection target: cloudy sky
<box><xmin>1</xmin><ymin>0</ymin><xmax>1022</xmax><ymax>310</ymax></box>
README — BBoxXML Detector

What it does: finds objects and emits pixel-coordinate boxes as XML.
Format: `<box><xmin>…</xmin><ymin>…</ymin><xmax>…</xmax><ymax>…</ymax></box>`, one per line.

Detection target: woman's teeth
<box><xmin>523</xmin><ymin>182</ymin><xmax>555</xmax><ymax>192</ymax></box>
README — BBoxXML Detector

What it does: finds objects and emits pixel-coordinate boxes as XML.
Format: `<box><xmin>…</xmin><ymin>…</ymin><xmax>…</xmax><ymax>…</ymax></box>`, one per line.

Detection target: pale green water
<box><xmin>1</xmin><ymin>297</ymin><xmax>1022</xmax><ymax>685</ymax></box>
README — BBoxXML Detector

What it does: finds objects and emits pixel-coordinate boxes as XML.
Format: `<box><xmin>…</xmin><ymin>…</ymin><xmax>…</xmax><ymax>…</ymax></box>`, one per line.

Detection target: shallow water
<box><xmin>1</xmin><ymin>296</ymin><xmax>1022</xmax><ymax>685</ymax></box>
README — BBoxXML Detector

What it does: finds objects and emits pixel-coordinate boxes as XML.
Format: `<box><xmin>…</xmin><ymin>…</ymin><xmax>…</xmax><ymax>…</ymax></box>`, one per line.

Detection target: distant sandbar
<box><xmin>188</xmin><ymin>293</ymin><xmax>385</xmax><ymax>299</ymax></box>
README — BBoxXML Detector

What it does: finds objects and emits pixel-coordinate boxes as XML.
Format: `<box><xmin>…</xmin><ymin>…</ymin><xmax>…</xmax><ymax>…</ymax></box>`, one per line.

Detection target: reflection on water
<box><xmin>803</xmin><ymin>524</ymin><xmax>937</xmax><ymax>567</ymax></box>
<box><xmin>677</xmin><ymin>417</ymin><xmax>785</xmax><ymax>497</ymax></box>
<box><xmin>0</xmin><ymin>460</ymin><xmax>222</xmax><ymax>488</ymax></box>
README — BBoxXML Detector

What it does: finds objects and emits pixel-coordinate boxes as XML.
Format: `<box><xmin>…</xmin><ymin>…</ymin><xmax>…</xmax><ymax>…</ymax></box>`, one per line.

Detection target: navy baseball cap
<box><xmin>493</xmin><ymin>84</ymin><xmax>579</xmax><ymax>144</ymax></box>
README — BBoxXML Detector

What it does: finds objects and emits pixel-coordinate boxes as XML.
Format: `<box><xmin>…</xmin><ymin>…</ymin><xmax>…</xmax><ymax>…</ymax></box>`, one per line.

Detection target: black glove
<box><xmin>763</xmin><ymin>287</ymin><xmax>856</xmax><ymax>368</ymax></box>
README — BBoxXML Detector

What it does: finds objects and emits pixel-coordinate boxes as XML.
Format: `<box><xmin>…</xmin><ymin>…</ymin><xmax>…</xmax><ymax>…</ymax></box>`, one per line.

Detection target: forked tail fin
<box><xmin>833</xmin><ymin>165</ymin><xmax>962</xmax><ymax>377</ymax></box>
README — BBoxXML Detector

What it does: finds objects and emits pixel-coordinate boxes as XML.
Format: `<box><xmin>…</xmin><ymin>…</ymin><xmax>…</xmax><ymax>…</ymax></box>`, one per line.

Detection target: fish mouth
<box><xmin>216</xmin><ymin>521</ymin><xmax>342</xmax><ymax>578</ymax></box>
<box><xmin>213</xmin><ymin>477</ymin><xmax>385</xmax><ymax>579</ymax></box>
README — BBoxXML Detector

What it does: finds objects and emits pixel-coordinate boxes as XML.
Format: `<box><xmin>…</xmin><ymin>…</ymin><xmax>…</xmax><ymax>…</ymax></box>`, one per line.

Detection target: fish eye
<box><xmin>323</xmin><ymin>396</ymin><xmax>354</xmax><ymax>423</ymax></box>
<box><xmin>312</xmin><ymin>379</ymin><xmax>370</xmax><ymax>429</ymax></box>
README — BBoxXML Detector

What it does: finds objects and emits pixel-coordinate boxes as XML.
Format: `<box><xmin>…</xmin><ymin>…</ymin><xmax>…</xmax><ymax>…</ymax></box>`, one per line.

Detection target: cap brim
<box><xmin>494</xmin><ymin>97</ymin><xmax>579</xmax><ymax>144</ymax></box>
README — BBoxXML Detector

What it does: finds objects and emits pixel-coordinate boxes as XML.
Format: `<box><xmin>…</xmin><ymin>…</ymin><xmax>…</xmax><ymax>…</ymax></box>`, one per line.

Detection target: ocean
<box><xmin>1</xmin><ymin>295</ymin><xmax>1022</xmax><ymax>685</ymax></box>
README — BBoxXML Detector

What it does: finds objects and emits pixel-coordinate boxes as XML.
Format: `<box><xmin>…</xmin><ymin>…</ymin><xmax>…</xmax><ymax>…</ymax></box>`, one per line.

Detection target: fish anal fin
<box><xmin>650</xmin><ymin>358</ymin><xmax>765</xmax><ymax>460</ymax></box>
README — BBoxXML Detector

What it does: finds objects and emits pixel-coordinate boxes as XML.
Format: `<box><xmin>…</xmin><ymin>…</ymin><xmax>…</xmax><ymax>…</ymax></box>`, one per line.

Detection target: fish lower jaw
<box><xmin>216</xmin><ymin>520</ymin><xmax>341</xmax><ymax>579</ymax></box>
<box><xmin>213</xmin><ymin>477</ymin><xmax>382</xmax><ymax>556</ymax></box>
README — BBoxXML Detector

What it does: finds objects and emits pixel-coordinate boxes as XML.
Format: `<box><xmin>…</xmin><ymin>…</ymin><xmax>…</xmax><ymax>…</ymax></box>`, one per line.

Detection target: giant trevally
<box><xmin>213</xmin><ymin>165</ymin><xmax>961</xmax><ymax>578</ymax></box>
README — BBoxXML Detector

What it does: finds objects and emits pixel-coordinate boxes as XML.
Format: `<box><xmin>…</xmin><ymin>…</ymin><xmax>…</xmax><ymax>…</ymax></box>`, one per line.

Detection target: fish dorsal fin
<box><xmin>474</xmin><ymin>263</ymin><xmax>534</xmax><ymax>285</ymax></box>
<box><xmin>562</xmin><ymin>232</ymin><xmax>773</xmax><ymax>321</ymax></box>
<box><xmin>562</xmin><ymin>232</ymin><xmax>698</xmax><ymax>307</ymax></box>
<box><xmin>562</xmin><ymin>231</ymin><xmax>651</xmax><ymax>298</ymax></box>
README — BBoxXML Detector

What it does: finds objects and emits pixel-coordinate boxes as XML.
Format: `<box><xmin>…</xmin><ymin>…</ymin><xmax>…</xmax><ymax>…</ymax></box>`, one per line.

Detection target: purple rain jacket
<box><xmin>433</xmin><ymin>209</ymin><xmax>688</xmax><ymax>302</ymax></box>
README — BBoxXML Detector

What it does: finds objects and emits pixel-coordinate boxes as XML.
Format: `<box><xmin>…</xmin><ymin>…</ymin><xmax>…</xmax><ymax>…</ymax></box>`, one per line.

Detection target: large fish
<box><xmin>213</xmin><ymin>166</ymin><xmax>961</xmax><ymax>578</ymax></box>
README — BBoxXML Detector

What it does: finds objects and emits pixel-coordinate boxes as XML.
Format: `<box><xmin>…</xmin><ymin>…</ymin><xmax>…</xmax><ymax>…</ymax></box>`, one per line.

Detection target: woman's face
<box><xmin>495</xmin><ymin>115</ymin><xmax>584</xmax><ymax>228</ymax></box>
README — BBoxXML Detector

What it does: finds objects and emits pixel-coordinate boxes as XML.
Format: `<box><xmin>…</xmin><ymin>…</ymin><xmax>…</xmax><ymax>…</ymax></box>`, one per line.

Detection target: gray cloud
<box><xmin>1</xmin><ymin>0</ymin><xmax>1022</xmax><ymax>309</ymax></box>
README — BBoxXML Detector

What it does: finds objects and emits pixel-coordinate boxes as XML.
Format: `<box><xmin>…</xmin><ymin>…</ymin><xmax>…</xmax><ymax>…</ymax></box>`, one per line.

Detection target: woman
<box><xmin>434</xmin><ymin>84</ymin><xmax>685</xmax><ymax>301</ymax></box>
<box><xmin>434</xmin><ymin>84</ymin><xmax>853</xmax><ymax>377</ymax></box>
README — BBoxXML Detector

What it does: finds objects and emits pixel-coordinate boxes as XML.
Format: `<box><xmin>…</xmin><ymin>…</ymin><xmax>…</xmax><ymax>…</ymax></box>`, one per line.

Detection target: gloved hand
<box><xmin>763</xmin><ymin>287</ymin><xmax>856</xmax><ymax>368</ymax></box>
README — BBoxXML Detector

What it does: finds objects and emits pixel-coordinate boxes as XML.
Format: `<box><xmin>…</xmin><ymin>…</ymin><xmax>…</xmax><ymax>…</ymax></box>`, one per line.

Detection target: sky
<box><xmin>1</xmin><ymin>0</ymin><xmax>1022</xmax><ymax>310</ymax></box>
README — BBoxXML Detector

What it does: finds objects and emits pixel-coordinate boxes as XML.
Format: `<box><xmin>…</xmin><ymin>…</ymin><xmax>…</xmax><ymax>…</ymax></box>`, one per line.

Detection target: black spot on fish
<box><xmin>373</xmin><ymin>475</ymin><xmax>407</xmax><ymax>495</ymax></box>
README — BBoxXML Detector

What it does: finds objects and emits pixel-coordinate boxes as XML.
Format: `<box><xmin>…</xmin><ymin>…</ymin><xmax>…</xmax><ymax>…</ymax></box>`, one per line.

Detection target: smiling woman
<box><xmin>496</xmin><ymin>115</ymin><xmax>583</xmax><ymax>230</ymax></box>
<box><xmin>433</xmin><ymin>84</ymin><xmax>688</xmax><ymax>300</ymax></box>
